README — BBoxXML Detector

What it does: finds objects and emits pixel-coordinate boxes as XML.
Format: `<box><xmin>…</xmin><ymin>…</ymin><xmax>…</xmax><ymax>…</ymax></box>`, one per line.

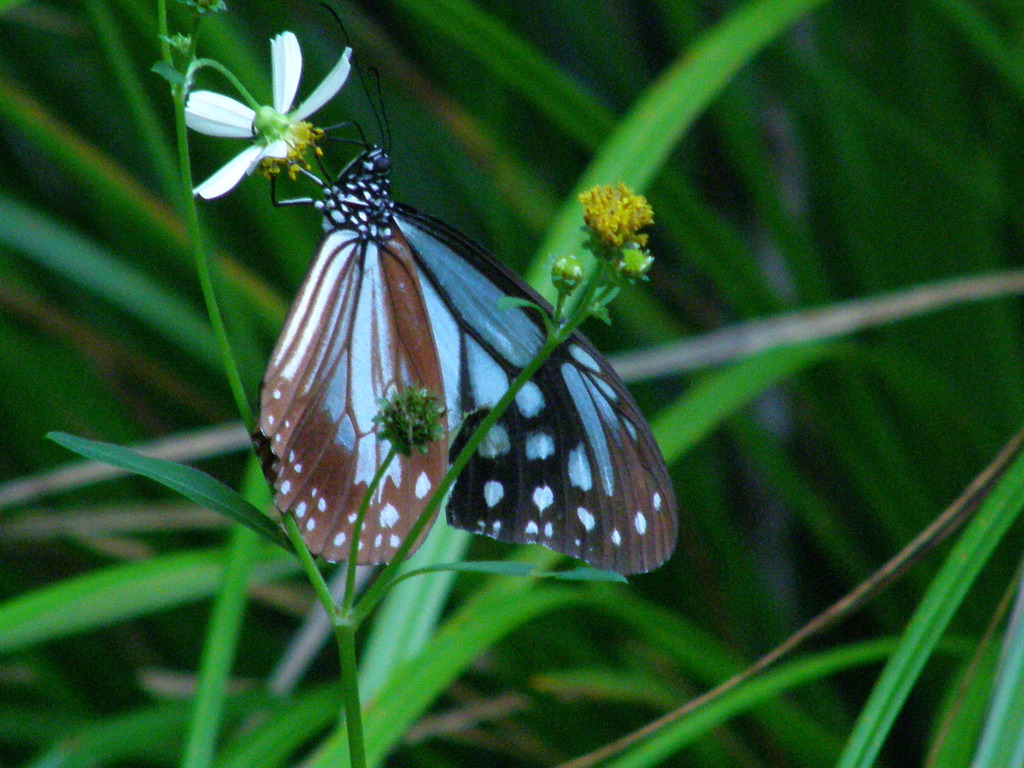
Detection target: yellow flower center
<box><xmin>256</xmin><ymin>120</ymin><xmax>326</xmax><ymax>179</ymax></box>
<box><xmin>578</xmin><ymin>183</ymin><xmax>653</xmax><ymax>248</ymax></box>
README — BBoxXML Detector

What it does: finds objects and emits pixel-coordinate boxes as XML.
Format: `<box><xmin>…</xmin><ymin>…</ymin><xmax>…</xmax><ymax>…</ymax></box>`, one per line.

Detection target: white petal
<box><xmin>185</xmin><ymin>91</ymin><xmax>255</xmax><ymax>137</ymax></box>
<box><xmin>194</xmin><ymin>144</ymin><xmax>267</xmax><ymax>199</ymax></box>
<box><xmin>261</xmin><ymin>139</ymin><xmax>290</xmax><ymax>161</ymax></box>
<box><xmin>271</xmin><ymin>31</ymin><xmax>302</xmax><ymax>114</ymax></box>
<box><xmin>293</xmin><ymin>47</ymin><xmax>352</xmax><ymax>120</ymax></box>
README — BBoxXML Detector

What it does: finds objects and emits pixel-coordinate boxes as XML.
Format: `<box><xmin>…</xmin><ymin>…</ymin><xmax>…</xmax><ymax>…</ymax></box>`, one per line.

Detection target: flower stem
<box><xmin>343</xmin><ymin>447</ymin><xmax>397</xmax><ymax>612</ymax></box>
<box><xmin>336</xmin><ymin>621</ymin><xmax>367</xmax><ymax>768</ymax></box>
<box><xmin>163</xmin><ymin>14</ymin><xmax>253</xmax><ymax>429</ymax></box>
<box><xmin>284</xmin><ymin>515</ymin><xmax>337</xmax><ymax>620</ymax></box>
<box><xmin>284</xmin><ymin>515</ymin><xmax>367</xmax><ymax>768</ymax></box>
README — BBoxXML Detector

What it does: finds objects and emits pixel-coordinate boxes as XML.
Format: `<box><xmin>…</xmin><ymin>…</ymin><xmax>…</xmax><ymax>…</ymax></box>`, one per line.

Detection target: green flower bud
<box><xmin>551</xmin><ymin>255</ymin><xmax>585</xmax><ymax>296</ymax></box>
<box><xmin>617</xmin><ymin>248</ymin><xmax>654</xmax><ymax>281</ymax></box>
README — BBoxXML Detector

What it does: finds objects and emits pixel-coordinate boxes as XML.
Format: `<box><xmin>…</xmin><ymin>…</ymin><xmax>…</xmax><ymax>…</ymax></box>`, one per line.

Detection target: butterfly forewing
<box><xmin>254</xmin><ymin>166</ymin><xmax>448</xmax><ymax>564</ymax></box>
<box><xmin>395</xmin><ymin>207</ymin><xmax>678</xmax><ymax>574</ymax></box>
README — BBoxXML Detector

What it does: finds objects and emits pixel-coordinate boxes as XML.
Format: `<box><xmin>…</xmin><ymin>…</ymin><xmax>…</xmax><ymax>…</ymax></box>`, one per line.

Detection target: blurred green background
<box><xmin>2</xmin><ymin>0</ymin><xmax>1024</xmax><ymax>766</ymax></box>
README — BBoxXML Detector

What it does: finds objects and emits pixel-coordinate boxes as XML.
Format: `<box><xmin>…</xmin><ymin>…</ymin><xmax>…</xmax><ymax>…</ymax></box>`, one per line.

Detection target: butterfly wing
<box><xmin>253</xmin><ymin>225</ymin><xmax>448</xmax><ymax>563</ymax></box>
<box><xmin>395</xmin><ymin>204</ymin><xmax>677</xmax><ymax>574</ymax></box>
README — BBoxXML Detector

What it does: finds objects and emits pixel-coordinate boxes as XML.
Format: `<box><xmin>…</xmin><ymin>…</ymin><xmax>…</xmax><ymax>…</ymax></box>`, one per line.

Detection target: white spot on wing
<box><xmin>570</xmin><ymin>344</ymin><xmax>601</xmax><ymax>373</ymax></box>
<box><xmin>577</xmin><ymin>507</ymin><xmax>595</xmax><ymax>531</ymax></box>
<box><xmin>416</xmin><ymin>472</ymin><xmax>431</xmax><ymax>499</ymax></box>
<box><xmin>355</xmin><ymin>437</ymin><xmax>377</xmax><ymax>486</ymax></box>
<box><xmin>350</xmin><ymin>246</ymin><xmax>389</xmax><ymax>431</ymax></box>
<box><xmin>653</xmin><ymin>492</ymin><xmax>662</xmax><ymax>510</ymax></box>
<box><xmin>611</xmin><ymin>529</ymin><xmax>621</xmax><ymax>546</ymax></box>
<box><xmin>634</xmin><ymin>511</ymin><xmax>647</xmax><ymax>535</ymax></box>
<box><xmin>305</xmin><ymin>518</ymin><xmax>316</xmax><ymax>531</ymax></box>
<box><xmin>389</xmin><ymin>534</ymin><xmax>400</xmax><ymax>548</ymax></box>
<box><xmin>467</xmin><ymin>339</ymin><xmax>508</xmax><ymax>408</ymax></box>
<box><xmin>478</xmin><ymin>424</ymin><xmax>511</xmax><ymax>458</ymax></box>
<box><xmin>592</xmin><ymin>374</ymin><xmax>618</xmax><ymax>403</ymax></box>
<box><xmin>525</xmin><ymin>521</ymin><xmax>539</xmax><ymax>536</ymax></box>
<box><xmin>525</xmin><ymin>432</ymin><xmax>555</xmax><ymax>461</ymax></box>
<box><xmin>568</xmin><ymin>443</ymin><xmax>593</xmax><ymax>491</ymax></box>
<box><xmin>533</xmin><ymin>485</ymin><xmax>554</xmax><ymax>513</ymax></box>
<box><xmin>516</xmin><ymin>381</ymin><xmax>545</xmax><ymax>418</ymax></box>
<box><xmin>492</xmin><ymin>520</ymin><xmax>502</xmax><ymax>535</ymax></box>
<box><xmin>379</xmin><ymin>504</ymin><xmax>399</xmax><ymax>529</ymax></box>
<box><xmin>484</xmin><ymin>480</ymin><xmax>504</xmax><ymax>507</ymax></box>
<box><xmin>561</xmin><ymin>364</ymin><xmax>614</xmax><ymax>496</ymax></box>
<box><xmin>281</xmin><ymin>480</ymin><xmax>291</xmax><ymax>495</ymax></box>
<box><xmin>295</xmin><ymin>501</ymin><xmax>307</xmax><ymax>518</ymax></box>
<box><xmin>543</xmin><ymin>522</ymin><xmax>553</xmax><ymax>538</ymax></box>
<box><xmin>333</xmin><ymin>532</ymin><xmax>346</xmax><ymax>546</ymax></box>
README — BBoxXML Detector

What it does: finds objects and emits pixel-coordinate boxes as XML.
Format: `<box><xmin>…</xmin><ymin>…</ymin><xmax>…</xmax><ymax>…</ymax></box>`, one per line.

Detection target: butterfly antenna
<box><xmin>371</xmin><ymin>68</ymin><xmax>392</xmax><ymax>153</ymax></box>
<box><xmin>345</xmin><ymin>58</ymin><xmax>387</xmax><ymax>152</ymax></box>
<box><xmin>316</xmin><ymin>3</ymin><xmax>369</xmax><ymax>143</ymax></box>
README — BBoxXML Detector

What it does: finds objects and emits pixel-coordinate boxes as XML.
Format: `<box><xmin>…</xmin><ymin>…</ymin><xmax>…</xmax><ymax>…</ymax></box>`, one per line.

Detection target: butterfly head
<box><xmin>318</xmin><ymin>146</ymin><xmax>395</xmax><ymax>238</ymax></box>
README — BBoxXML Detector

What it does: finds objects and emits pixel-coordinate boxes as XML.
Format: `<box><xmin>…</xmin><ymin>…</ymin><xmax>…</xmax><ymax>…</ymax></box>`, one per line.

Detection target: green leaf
<box><xmin>359</xmin><ymin>522</ymin><xmax>471</xmax><ymax>701</ymax></box>
<box><xmin>836</xmin><ymin>444</ymin><xmax>1024</xmax><ymax>768</ymax></box>
<box><xmin>47</xmin><ymin>432</ymin><xmax>290</xmax><ymax>551</ymax></box>
<box><xmin>150</xmin><ymin>60</ymin><xmax>185</xmax><ymax>86</ymax></box>
<box><xmin>394</xmin><ymin>560</ymin><xmax>628</xmax><ymax>584</ymax></box>
<box><xmin>550</xmin><ymin>566</ymin><xmax>629</xmax><ymax>583</ymax></box>
<box><xmin>0</xmin><ymin>196</ymin><xmax>219</xmax><ymax>367</ymax></box>
<box><xmin>307</xmin><ymin>551</ymin><xmax>574</xmax><ymax>766</ymax></box>
<box><xmin>496</xmin><ymin>295</ymin><xmax>546</xmax><ymax>313</ymax></box>
<box><xmin>0</xmin><ymin>548</ymin><xmax>296</xmax><ymax>654</ymax></box>
<box><xmin>605</xmin><ymin>639</ymin><xmax>901</xmax><ymax>767</ymax></box>
<box><xmin>965</xmin><ymin>566</ymin><xmax>1024</xmax><ymax>768</ymax></box>
<box><xmin>652</xmin><ymin>342</ymin><xmax>838</xmax><ymax>464</ymax></box>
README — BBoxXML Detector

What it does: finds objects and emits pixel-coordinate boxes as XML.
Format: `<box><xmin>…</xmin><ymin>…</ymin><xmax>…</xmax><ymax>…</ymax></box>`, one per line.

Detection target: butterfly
<box><xmin>252</xmin><ymin>146</ymin><xmax>677</xmax><ymax>574</ymax></box>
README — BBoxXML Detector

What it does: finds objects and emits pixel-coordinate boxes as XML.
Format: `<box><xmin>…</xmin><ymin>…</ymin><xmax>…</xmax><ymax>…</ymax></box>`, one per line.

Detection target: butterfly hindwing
<box><xmin>395</xmin><ymin>206</ymin><xmax>678</xmax><ymax>573</ymax></box>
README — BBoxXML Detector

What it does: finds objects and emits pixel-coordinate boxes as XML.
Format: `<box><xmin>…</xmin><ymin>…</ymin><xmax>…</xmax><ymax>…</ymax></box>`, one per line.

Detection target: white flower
<box><xmin>186</xmin><ymin>32</ymin><xmax>352</xmax><ymax>199</ymax></box>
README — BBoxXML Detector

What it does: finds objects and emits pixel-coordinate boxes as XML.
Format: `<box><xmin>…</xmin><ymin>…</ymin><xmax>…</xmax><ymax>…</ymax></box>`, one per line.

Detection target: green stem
<box><xmin>180</xmin><ymin>499</ymin><xmax>262</xmax><ymax>768</ymax></box>
<box><xmin>187</xmin><ymin>58</ymin><xmax>263</xmax><ymax>112</ymax></box>
<box><xmin>343</xmin><ymin>447</ymin><xmax>398</xmax><ymax>612</ymax></box>
<box><xmin>336</xmin><ymin>622</ymin><xmax>367</xmax><ymax>768</ymax></box>
<box><xmin>285</xmin><ymin>515</ymin><xmax>337</xmax><ymax>620</ymax></box>
<box><xmin>164</xmin><ymin>18</ymin><xmax>253</xmax><ymax>429</ymax></box>
<box><xmin>285</xmin><ymin>516</ymin><xmax>367</xmax><ymax>768</ymax></box>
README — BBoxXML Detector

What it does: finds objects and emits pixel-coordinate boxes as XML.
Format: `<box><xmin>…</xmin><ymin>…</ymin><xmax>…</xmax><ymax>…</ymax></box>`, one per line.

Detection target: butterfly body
<box><xmin>254</xmin><ymin>147</ymin><xmax>677</xmax><ymax>574</ymax></box>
